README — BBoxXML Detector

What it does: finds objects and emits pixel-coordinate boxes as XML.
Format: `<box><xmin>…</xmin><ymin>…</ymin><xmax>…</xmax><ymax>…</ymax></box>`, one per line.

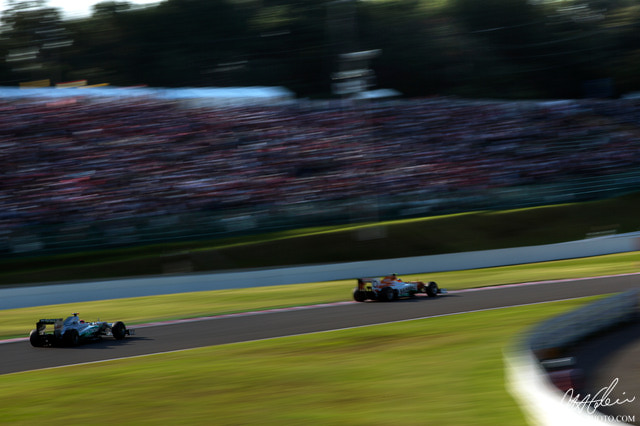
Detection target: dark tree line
<box><xmin>1</xmin><ymin>0</ymin><xmax>639</xmax><ymax>99</ymax></box>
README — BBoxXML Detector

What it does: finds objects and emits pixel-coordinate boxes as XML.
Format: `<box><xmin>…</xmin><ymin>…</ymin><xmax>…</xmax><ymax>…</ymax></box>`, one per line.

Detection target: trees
<box><xmin>0</xmin><ymin>0</ymin><xmax>639</xmax><ymax>98</ymax></box>
<box><xmin>0</xmin><ymin>0</ymin><xmax>72</xmax><ymax>84</ymax></box>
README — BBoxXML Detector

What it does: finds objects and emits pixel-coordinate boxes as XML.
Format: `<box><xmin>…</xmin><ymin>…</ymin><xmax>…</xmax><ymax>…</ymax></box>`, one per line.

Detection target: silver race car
<box><xmin>30</xmin><ymin>313</ymin><xmax>134</xmax><ymax>347</ymax></box>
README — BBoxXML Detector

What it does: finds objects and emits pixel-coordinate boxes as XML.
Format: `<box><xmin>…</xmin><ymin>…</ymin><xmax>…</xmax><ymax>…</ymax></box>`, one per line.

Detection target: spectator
<box><xmin>1</xmin><ymin>95</ymin><xmax>640</xmax><ymax>239</ymax></box>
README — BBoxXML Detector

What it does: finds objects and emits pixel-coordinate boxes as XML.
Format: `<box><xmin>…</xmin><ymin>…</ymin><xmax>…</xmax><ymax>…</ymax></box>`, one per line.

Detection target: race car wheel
<box><xmin>64</xmin><ymin>330</ymin><xmax>79</xmax><ymax>347</ymax></box>
<box><xmin>353</xmin><ymin>289</ymin><xmax>367</xmax><ymax>302</ymax></box>
<box><xmin>111</xmin><ymin>321</ymin><xmax>127</xmax><ymax>340</ymax></box>
<box><xmin>381</xmin><ymin>287</ymin><xmax>395</xmax><ymax>302</ymax></box>
<box><xmin>426</xmin><ymin>281</ymin><xmax>439</xmax><ymax>297</ymax></box>
<box><xmin>29</xmin><ymin>330</ymin><xmax>44</xmax><ymax>347</ymax></box>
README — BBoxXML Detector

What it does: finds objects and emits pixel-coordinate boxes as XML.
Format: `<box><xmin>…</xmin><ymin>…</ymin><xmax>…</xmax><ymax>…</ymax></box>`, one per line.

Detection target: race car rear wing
<box><xmin>36</xmin><ymin>318</ymin><xmax>63</xmax><ymax>333</ymax></box>
<box><xmin>357</xmin><ymin>278</ymin><xmax>379</xmax><ymax>291</ymax></box>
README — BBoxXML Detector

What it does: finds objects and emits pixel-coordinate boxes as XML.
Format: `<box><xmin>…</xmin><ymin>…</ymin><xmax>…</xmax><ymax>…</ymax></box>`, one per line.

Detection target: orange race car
<box><xmin>353</xmin><ymin>274</ymin><xmax>444</xmax><ymax>302</ymax></box>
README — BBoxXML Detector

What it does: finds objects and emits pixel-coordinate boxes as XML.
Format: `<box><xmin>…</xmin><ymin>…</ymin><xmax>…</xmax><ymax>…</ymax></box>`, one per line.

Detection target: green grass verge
<box><xmin>0</xmin><ymin>296</ymin><xmax>603</xmax><ymax>425</ymax></box>
<box><xmin>1</xmin><ymin>251</ymin><xmax>638</xmax><ymax>340</ymax></box>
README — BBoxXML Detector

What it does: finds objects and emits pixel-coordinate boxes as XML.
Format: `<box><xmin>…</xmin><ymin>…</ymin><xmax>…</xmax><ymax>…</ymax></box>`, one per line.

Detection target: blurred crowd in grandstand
<box><xmin>2</xmin><ymin>96</ymin><xmax>640</xmax><ymax>236</ymax></box>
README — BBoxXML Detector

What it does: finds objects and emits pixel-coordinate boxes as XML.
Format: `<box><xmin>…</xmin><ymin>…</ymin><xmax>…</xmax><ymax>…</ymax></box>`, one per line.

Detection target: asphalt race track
<box><xmin>1</xmin><ymin>274</ymin><xmax>638</xmax><ymax>376</ymax></box>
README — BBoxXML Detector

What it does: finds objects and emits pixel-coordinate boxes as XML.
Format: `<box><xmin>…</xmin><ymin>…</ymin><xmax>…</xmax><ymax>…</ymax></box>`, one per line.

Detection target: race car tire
<box><xmin>111</xmin><ymin>321</ymin><xmax>127</xmax><ymax>340</ymax></box>
<box><xmin>64</xmin><ymin>329</ymin><xmax>79</xmax><ymax>347</ymax></box>
<box><xmin>353</xmin><ymin>289</ymin><xmax>367</xmax><ymax>302</ymax></box>
<box><xmin>426</xmin><ymin>281</ymin><xmax>439</xmax><ymax>297</ymax></box>
<box><xmin>29</xmin><ymin>330</ymin><xmax>44</xmax><ymax>347</ymax></box>
<box><xmin>380</xmin><ymin>287</ymin><xmax>395</xmax><ymax>302</ymax></box>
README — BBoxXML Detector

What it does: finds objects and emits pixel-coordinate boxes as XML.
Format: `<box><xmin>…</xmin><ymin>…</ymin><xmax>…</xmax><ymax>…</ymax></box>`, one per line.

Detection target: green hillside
<box><xmin>2</xmin><ymin>192</ymin><xmax>639</xmax><ymax>286</ymax></box>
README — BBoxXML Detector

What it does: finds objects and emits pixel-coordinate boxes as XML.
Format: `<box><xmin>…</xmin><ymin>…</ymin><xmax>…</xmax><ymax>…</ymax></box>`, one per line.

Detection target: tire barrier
<box><xmin>505</xmin><ymin>289</ymin><xmax>639</xmax><ymax>425</ymax></box>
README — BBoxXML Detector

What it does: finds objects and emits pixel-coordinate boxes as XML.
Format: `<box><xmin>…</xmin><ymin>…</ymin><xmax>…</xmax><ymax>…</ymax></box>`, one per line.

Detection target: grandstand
<box><xmin>2</xmin><ymin>93</ymin><xmax>640</xmax><ymax>255</ymax></box>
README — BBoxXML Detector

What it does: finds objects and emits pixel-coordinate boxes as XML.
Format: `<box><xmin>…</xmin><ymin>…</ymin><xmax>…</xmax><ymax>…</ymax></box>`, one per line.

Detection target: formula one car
<box><xmin>353</xmin><ymin>274</ymin><xmax>445</xmax><ymax>302</ymax></box>
<box><xmin>29</xmin><ymin>313</ymin><xmax>134</xmax><ymax>347</ymax></box>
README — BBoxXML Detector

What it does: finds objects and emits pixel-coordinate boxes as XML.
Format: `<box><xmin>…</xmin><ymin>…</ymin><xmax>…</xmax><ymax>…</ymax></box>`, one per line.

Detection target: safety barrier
<box><xmin>505</xmin><ymin>289</ymin><xmax>639</xmax><ymax>425</ymax></box>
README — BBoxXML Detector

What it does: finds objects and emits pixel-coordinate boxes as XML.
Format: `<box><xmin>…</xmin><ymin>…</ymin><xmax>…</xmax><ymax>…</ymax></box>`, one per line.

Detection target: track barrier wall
<box><xmin>505</xmin><ymin>289</ymin><xmax>639</xmax><ymax>425</ymax></box>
